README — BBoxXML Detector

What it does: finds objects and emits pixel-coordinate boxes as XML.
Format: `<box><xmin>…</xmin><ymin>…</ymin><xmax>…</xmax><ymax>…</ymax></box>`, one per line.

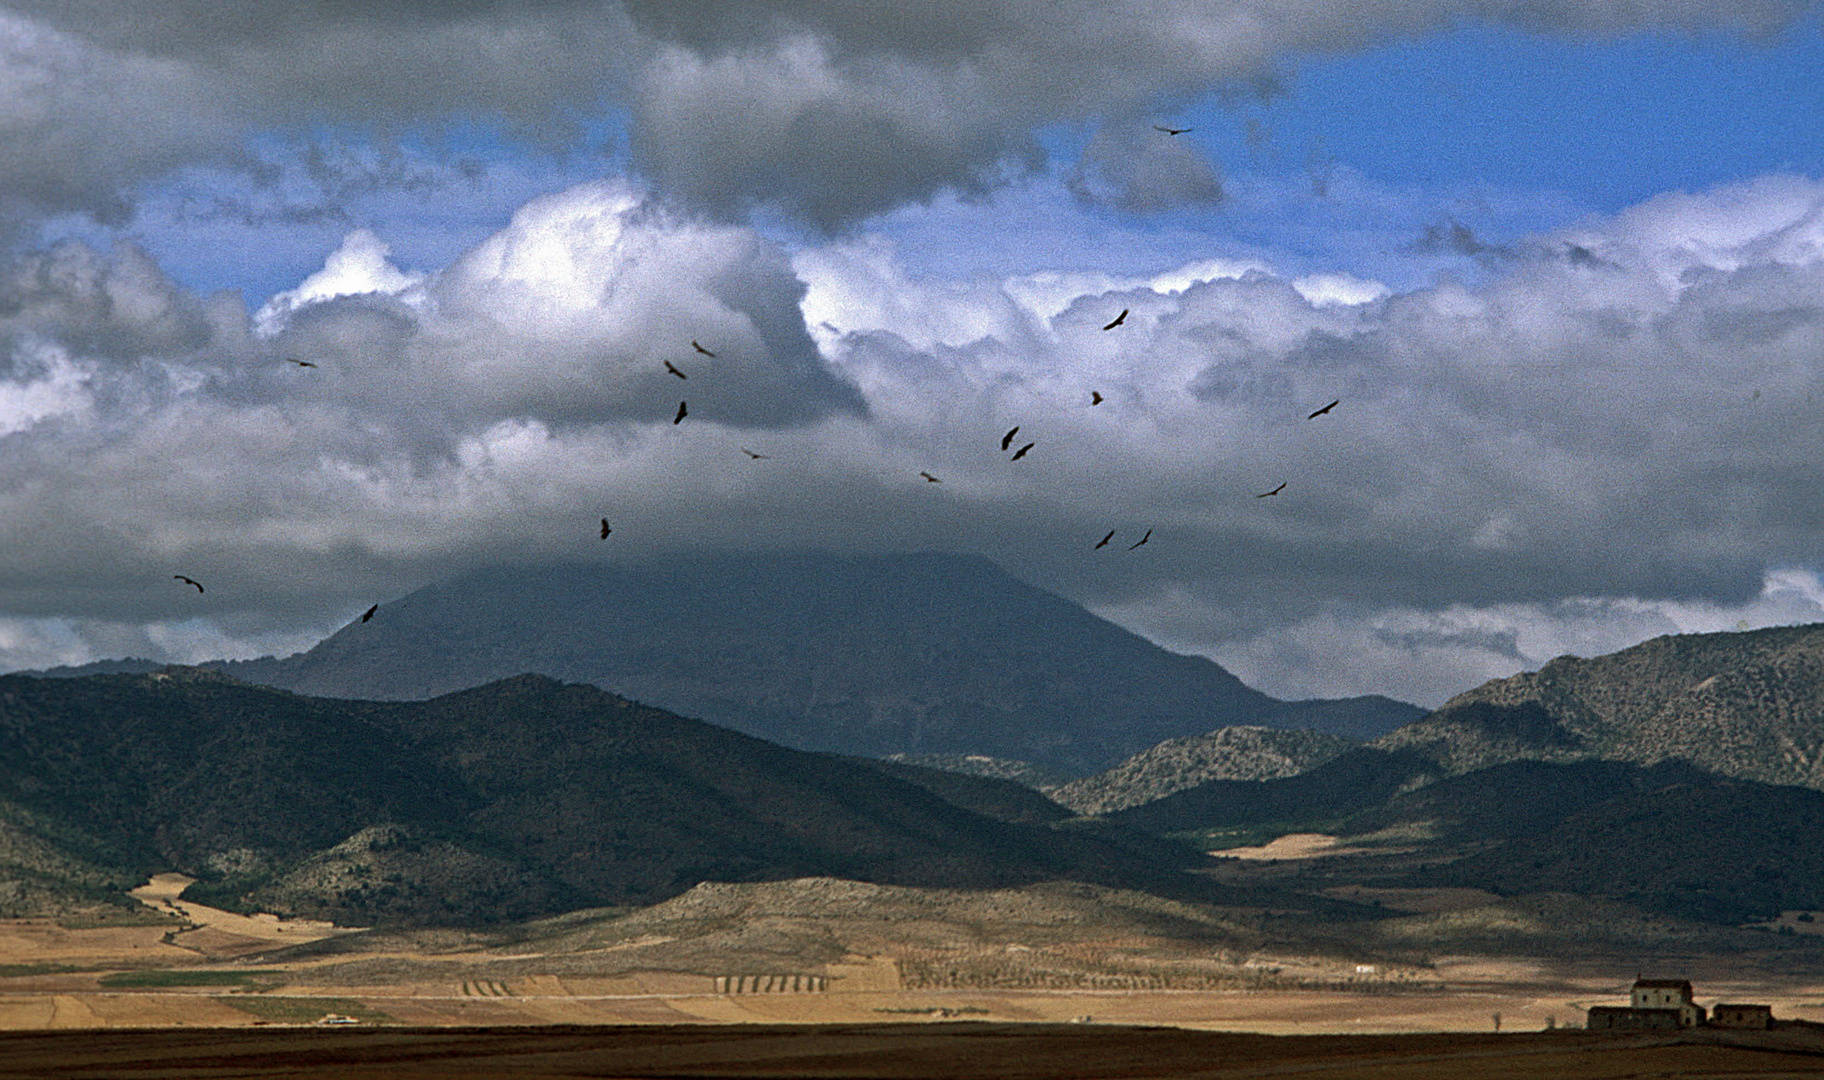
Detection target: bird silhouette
<box><xmin>1307</xmin><ymin>399</ymin><xmax>1339</xmax><ymax>419</ymax></box>
<box><xmin>285</xmin><ymin>358</ymin><xmax>316</xmax><ymax>368</ymax></box>
<box><xmin>920</xmin><ymin>471</ymin><xmax>942</xmax><ymax>483</ymax></box>
<box><xmin>1102</xmin><ymin>309</ymin><xmax>1128</xmax><ymax>330</ymax></box>
<box><xmin>673</xmin><ymin>401</ymin><xmax>687</xmax><ymax>424</ymax></box>
<box><xmin>664</xmin><ymin>360</ymin><xmax>687</xmax><ymax>379</ymax></box>
<box><xmin>1001</xmin><ymin>426</ymin><xmax>1020</xmax><ymax>451</ymax></box>
<box><xmin>600</xmin><ymin>518</ymin><xmax>612</xmax><ymax>539</ymax></box>
<box><xmin>1257</xmin><ymin>482</ymin><xmax>1287</xmax><ymax>498</ymax></box>
<box><xmin>1128</xmin><ymin>529</ymin><xmax>1152</xmax><ymax>550</ymax></box>
<box><xmin>692</xmin><ymin>340</ymin><xmax>716</xmax><ymax>357</ymax></box>
<box><xmin>1094</xmin><ymin>530</ymin><xmax>1115</xmax><ymax>549</ymax></box>
<box><xmin>1010</xmin><ymin>442</ymin><xmax>1034</xmax><ymax>461</ymax></box>
<box><xmin>1153</xmin><ymin>125</ymin><xmax>1193</xmax><ymax>135</ymax></box>
<box><xmin>360</xmin><ymin>604</ymin><xmax>378</xmax><ymax>623</ymax></box>
<box><xmin>174</xmin><ymin>575</ymin><xmax>204</xmax><ymax>593</ymax></box>
<box><xmin>740</xmin><ymin>448</ymin><xmax>769</xmax><ymax>460</ymax></box>
<box><xmin>1091</xmin><ymin>391</ymin><xmax>1103</xmax><ymax>405</ymax></box>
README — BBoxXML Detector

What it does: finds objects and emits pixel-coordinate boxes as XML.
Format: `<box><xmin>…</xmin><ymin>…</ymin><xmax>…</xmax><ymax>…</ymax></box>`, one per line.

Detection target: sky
<box><xmin>3</xmin><ymin>0</ymin><xmax>1824</xmax><ymax>709</ymax></box>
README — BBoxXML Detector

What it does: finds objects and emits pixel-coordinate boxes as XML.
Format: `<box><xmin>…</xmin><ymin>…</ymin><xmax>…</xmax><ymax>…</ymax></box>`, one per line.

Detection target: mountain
<box><xmin>1107</xmin><ymin>748</ymin><xmax>1441</xmax><ymax>836</ymax></box>
<box><xmin>881</xmin><ymin>754</ymin><xmax>1078</xmax><ymax>794</ymax></box>
<box><xmin>1334</xmin><ymin>759</ymin><xmax>1727</xmax><ymax>844</ymax></box>
<box><xmin>843</xmin><ymin>757</ymin><xmax>1073</xmax><ymax>825</ymax></box>
<box><xmin>0</xmin><ymin>668</ymin><xmax>1214</xmax><ymax>926</ymax></box>
<box><xmin>198</xmin><ymin>552</ymin><xmax>1416</xmax><ymax>774</ymax></box>
<box><xmin>1374</xmin><ymin>623</ymin><xmax>1824</xmax><ymax>788</ymax></box>
<box><xmin>1051</xmin><ymin>725</ymin><xmax>1359</xmax><ymax>816</ymax></box>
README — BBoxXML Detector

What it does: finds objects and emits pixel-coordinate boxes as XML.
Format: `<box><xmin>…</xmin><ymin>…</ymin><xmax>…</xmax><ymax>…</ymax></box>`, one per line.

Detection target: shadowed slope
<box><xmin>208</xmin><ymin>553</ymin><xmax>1416</xmax><ymax>774</ymax></box>
<box><xmin>0</xmin><ymin>669</ymin><xmax>1216</xmax><ymax>925</ymax></box>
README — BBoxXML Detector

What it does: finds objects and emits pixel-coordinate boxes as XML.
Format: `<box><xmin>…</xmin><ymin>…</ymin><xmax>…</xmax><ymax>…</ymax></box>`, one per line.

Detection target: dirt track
<box><xmin>0</xmin><ymin>1023</ymin><xmax>1821</xmax><ymax>1079</ymax></box>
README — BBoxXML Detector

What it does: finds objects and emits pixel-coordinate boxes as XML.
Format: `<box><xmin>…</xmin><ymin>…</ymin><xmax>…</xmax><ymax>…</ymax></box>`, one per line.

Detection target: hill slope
<box><xmin>1416</xmin><ymin>777</ymin><xmax>1824</xmax><ymax>924</ymax></box>
<box><xmin>0</xmin><ymin>669</ymin><xmax>1213</xmax><ymax>925</ymax></box>
<box><xmin>1373</xmin><ymin>623</ymin><xmax>1824</xmax><ymax>788</ymax></box>
<box><xmin>1107</xmin><ymin>748</ymin><xmax>1442</xmax><ymax>836</ymax></box>
<box><xmin>1052</xmin><ymin>726</ymin><xmax>1359</xmax><ymax>816</ymax></box>
<box><xmin>203</xmin><ymin>552</ymin><xmax>1417</xmax><ymax>774</ymax></box>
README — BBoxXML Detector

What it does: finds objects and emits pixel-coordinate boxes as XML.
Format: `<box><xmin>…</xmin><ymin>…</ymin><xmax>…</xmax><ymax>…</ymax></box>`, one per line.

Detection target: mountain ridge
<box><xmin>0</xmin><ymin>667</ymin><xmax>1218</xmax><ymax>925</ymax></box>
<box><xmin>45</xmin><ymin>552</ymin><xmax>1419</xmax><ymax>774</ymax></box>
<box><xmin>1373</xmin><ymin>622</ymin><xmax>1824</xmax><ymax>789</ymax></box>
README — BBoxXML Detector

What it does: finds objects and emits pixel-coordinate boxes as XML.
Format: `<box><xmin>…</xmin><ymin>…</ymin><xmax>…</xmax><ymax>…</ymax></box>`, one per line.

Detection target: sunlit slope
<box><xmin>1374</xmin><ymin>623</ymin><xmax>1824</xmax><ymax>787</ymax></box>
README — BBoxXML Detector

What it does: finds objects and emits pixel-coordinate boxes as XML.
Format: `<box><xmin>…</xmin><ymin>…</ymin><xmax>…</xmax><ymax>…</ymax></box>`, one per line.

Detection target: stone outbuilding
<box><xmin>1710</xmin><ymin>1003</ymin><xmax>1775</xmax><ymax>1030</ymax></box>
<box><xmin>1586</xmin><ymin>1005</ymin><xmax>1681</xmax><ymax>1031</ymax></box>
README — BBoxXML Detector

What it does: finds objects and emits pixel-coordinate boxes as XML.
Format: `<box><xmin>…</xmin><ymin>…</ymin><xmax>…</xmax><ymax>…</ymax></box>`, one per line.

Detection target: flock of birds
<box><xmin>582</xmin><ymin>303</ymin><xmax>1338</xmax><ymax>560</ymax></box>
<box><xmin>174</xmin><ymin>123</ymin><xmax>1343</xmax><ymax>615</ymax></box>
<box><xmin>181</xmin><ymin>310</ymin><xmax>1341</xmax><ymax>607</ymax></box>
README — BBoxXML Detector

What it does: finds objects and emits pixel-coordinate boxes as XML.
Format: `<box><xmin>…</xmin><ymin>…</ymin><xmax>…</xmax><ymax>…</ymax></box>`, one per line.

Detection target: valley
<box><xmin>7</xmin><ymin>571</ymin><xmax>1824</xmax><ymax>1056</ymax></box>
<box><xmin>4</xmin><ymin>875</ymin><xmax>1823</xmax><ymax>1036</ymax></box>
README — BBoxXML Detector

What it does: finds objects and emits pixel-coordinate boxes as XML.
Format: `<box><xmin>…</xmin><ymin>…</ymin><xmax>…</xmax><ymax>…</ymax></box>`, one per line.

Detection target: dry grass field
<box><xmin>0</xmin><ymin>873</ymin><xmax>1820</xmax><ymax>1050</ymax></box>
<box><xmin>1</xmin><ymin>910</ymin><xmax>1822</xmax><ymax>1036</ymax></box>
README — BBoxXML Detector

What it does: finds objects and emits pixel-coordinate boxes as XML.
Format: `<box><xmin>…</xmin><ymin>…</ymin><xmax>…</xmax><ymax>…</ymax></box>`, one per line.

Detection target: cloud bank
<box><xmin>0</xmin><ymin>169</ymin><xmax>1820</xmax><ymax>705</ymax></box>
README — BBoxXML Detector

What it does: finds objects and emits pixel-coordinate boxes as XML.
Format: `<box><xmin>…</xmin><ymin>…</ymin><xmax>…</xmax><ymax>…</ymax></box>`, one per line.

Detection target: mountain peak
<box><xmin>1377</xmin><ymin>622</ymin><xmax>1824</xmax><ymax>789</ymax></box>
<box><xmin>205</xmin><ymin>550</ymin><xmax>1414</xmax><ymax>774</ymax></box>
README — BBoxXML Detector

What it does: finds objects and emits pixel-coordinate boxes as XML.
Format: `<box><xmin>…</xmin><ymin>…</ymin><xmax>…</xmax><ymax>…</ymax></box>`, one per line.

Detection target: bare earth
<box><xmin>0</xmin><ymin>867</ymin><xmax>1819</xmax><ymax>1080</ymax></box>
<box><xmin>0</xmin><ymin>1024</ymin><xmax>1821</xmax><ymax>1079</ymax></box>
<box><xmin>1</xmin><ymin>899</ymin><xmax>1822</xmax><ymax>1035</ymax></box>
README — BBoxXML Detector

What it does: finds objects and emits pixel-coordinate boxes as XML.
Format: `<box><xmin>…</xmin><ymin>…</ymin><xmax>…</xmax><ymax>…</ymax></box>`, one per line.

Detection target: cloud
<box><xmin>0</xmin><ymin>239</ymin><xmax>221</xmax><ymax>364</ymax></box>
<box><xmin>1</xmin><ymin>0</ymin><xmax>1809</xmax><ymax>232</ymax></box>
<box><xmin>1130</xmin><ymin>568</ymin><xmax>1824</xmax><ymax>707</ymax></box>
<box><xmin>0</xmin><ymin>178</ymin><xmax>864</xmax><ymax>625</ymax></box>
<box><xmin>255</xmin><ymin>229</ymin><xmax>425</xmax><ymax>336</ymax></box>
<box><xmin>1413</xmin><ymin>219</ymin><xmax>1515</xmax><ymax>263</ymax></box>
<box><xmin>791</xmin><ymin>173</ymin><xmax>1824</xmax><ymax>702</ymax></box>
<box><xmin>1068</xmin><ymin>126</ymin><xmax>1225</xmax><ymax>214</ymax></box>
<box><xmin>3</xmin><ymin>170</ymin><xmax>1823</xmax><ymax>710</ymax></box>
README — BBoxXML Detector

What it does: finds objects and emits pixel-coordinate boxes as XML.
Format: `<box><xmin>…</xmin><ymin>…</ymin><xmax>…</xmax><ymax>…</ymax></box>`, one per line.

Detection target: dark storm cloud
<box><xmin>2</xmin><ymin>0</ymin><xmax>1808</xmax><ymax>230</ymax></box>
<box><xmin>0</xmin><ymin>241</ymin><xmax>224</xmax><ymax>363</ymax></box>
<box><xmin>614</xmin><ymin>0</ymin><xmax>1803</xmax><ymax>225</ymax></box>
<box><xmin>0</xmin><ymin>2</ymin><xmax>629</xmax><ymax>226</ymax></box>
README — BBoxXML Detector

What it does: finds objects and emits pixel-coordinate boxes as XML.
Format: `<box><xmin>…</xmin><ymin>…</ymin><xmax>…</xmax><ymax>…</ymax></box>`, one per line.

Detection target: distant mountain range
<box><xmin>0</xmin><ymin>668</ymin><xmax>1216</xmax><ymax>925</ymax></box>
<box><xmin>10</xmin><ymin>618</ymin><xmax>1824</xmax><ymax>935</ymax></box>
<box><xmin>36</xmin><ymin>552</ymin><xmax>1421</xmax><ymax>775</ymax></box>
<box><xmin>1374</xmin><ymin>623</ymin><xmax>1824</xmax><ymax>789</ymax></box>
